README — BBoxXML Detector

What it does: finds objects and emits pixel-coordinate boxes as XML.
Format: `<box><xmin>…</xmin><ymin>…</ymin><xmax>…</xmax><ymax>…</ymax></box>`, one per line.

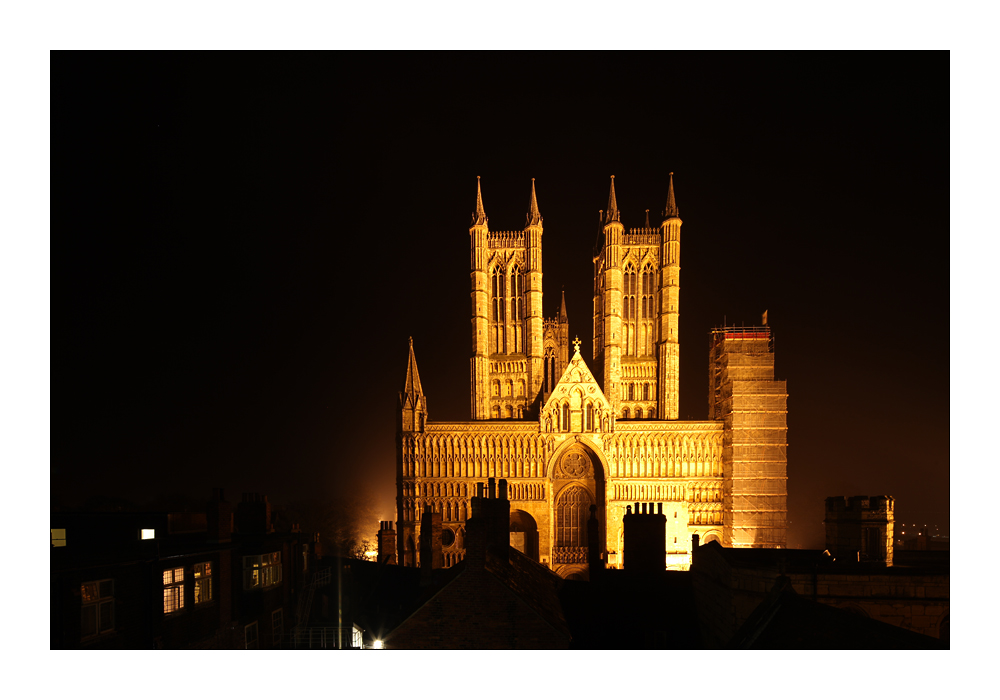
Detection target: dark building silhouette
<box><xmin>50</xmin><ymin>489</ymin><xmax>319</xmax><ymax>649</ymax></box>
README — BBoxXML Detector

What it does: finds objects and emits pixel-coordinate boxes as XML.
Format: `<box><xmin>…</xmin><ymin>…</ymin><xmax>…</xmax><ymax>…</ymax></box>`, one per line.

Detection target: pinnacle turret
<box><xmin>664</xmin><ymin>171</ymin><xmax>680</xmax><ymax>219</ymax></box>
<box><xmin>473</xmin><ymin>176</ymin><xmax>487</xmax><ymax>226</ymax></box>
<box><xmin>605</xmin><ymin>175</ymin><xmax>620</xmax><ymax>224</ymax></box>
<box><xmin>560</xmin><ymin>288</ymin><xmax>568</xmax><ymax>323</ymax></box>
<box><xmin>644</xmin><ymin>209</ymin><xmax>650</xmax><ymax>229</ymax></box>
<box><xmin>527</xmin><ymin>178</ymin><xmax>542</xmax><ymax>226</ymax></box>
<box><xmin>403</xmin><ymin>336</ymin><xmax>424</xmax><ymax>398</ymax></box>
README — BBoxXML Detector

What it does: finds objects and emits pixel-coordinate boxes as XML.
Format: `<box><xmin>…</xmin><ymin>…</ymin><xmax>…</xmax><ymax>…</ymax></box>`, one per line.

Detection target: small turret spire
<box><xmin>403</xmin><ymin>336</ymin><xmax>424</xmax><ymax>397</ymax></box>
<box><xmin>605</xmin><ymin>175</ymin><xmax>620</xmax><ymax>224</ymax></box>
<box><xmin>665</xmin><ymin>171</ymin><xmax>679</xmax><ymax>219</ymax></box>
<box><xmin>560</xmin><ymin>288</ymin><xmax>568</xmax><ymax>322</ymax></box>
<box><xmin>473</xmin><ymin>176</ymin><xmax>487</xmax><ymax>226</ymax></box>
<box><xmin>527</xmin><ymin>178</ymin><xmax>542</xmax><ymax>226</ymax></box>
<box><xmin>644</xmin><ymin>209</ymin><xmax>650</xmax><ymax>229</ymax></box>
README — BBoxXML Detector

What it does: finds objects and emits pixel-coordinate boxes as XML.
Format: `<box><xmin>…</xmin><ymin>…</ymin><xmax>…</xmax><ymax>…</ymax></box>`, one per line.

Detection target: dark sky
<box><xmin>57</xmin><ymin>52</ymin><xmax>949</xmax><ymax>548</ymax></box>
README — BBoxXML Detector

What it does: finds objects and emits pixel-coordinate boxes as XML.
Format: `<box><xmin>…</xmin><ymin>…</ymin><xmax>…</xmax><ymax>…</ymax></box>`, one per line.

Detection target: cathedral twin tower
<box><xmin>469</xmin><ymin>175</ymin><xmax>682</xmax><ymax>422</ymax></box>
<box><xmin>397</xmin><ymin>175</ymin><xmax>788</xmax><ymax>576</ymax></box>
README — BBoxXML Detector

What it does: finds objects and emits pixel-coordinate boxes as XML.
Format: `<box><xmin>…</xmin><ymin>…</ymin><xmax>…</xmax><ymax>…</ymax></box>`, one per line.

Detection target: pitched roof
<box><xmin>728</xmin><ymin>576</ymin><xmax>945</xmax><ymax>649</ymax></box>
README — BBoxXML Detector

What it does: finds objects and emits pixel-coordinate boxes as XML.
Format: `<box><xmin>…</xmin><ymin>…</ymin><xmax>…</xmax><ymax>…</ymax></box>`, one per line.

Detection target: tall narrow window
<box><xmin>81</xmin><ymin>579</ymin><xmax>114</xmax><ymax>640</ymax></box>
<box><xmin>562</xmin><ymin>403</ymin><xmax>570</xmax><ymax>432</ymax></box>
<box><xmin>491</xmin><ymin>267</ymin><xmax>506</xmax><ymax>354</ymax></box>
<box><xmin>556</xmin><ymin>486</ymin><xmax>592</xmax><ymax>548</ymax></box>
<box><xmin>509</xmin><ymin>265</ymin><xmax>523</xmax><ymax>352</ymax></box>
<box><xmin>163</xmin><ymin>567</ymin><xmax>185</xmax><ymax>614</ymax></box>
<box><xmin>193</xmin><ymin>562</ymin><xmax>213</xmax><ymax>605</ymax></box>
<box><xmin>623</xmin><ymin>264</ymin><xmax>637</xmax><ymax>356</ymax></box>
<box><xmin>641</xmin><ymin>265</ymin><xmax>655</xmax><ymax>355</ymax></box>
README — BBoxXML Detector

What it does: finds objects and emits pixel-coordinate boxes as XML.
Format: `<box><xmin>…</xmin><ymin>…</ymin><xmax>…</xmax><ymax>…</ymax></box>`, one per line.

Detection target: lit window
<box><xmin>51</xmin><ymin>528</ymin><xmax>66</xmax><ymax>547</ymax></box>
<box><xmin>193</xmin><ymin>562</ymin><xmax>213</xmax><ymax>604</ymax></box>
<box><xmin>352</xmin><ymin>625</ymin><xmax>363</xmax><ymax>649</ymax></box>
<box><xmin>163</xmin><ymin>567</ymin><xmax>185</xmax><ymax>614</ymax></box>
<box><xmin>81</xmin><ymin>579</ymin><xmax>114</xmax><ymax>640</ymax></box>
<box><xmin>140</xmin><ymin>529</ymin><xmax>155</xmax><ymax>540</ymax></box>
<box><xmin>243</xmin><ymin>552</ymin><xmax>282</xmax><ymax>590</ymax></box>
<box><xmin>245</xmin><ymin>621</ymin><xmax>259</xmax><ymax>649</ymax></box>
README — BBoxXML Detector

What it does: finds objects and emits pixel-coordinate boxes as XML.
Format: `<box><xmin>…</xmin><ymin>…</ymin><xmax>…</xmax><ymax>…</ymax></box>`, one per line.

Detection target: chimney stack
<box><xmin>377</xmin><ymin>521</ymin><xmax>397</xmax><ymax>565</ymax></box>
<box><xmin>623</xmin><ymin>502</ymin><xmax>667</xmax><ymax>572</ymax></box>
<box><xmin>420</xmin><ymin>510</ymin><xmax>443</xmax><ymax>572</ymax></box>
<box><xmin>587</xmin><ymin>504</ymin><xmax>603</xmax><ymax>578</ymax></box>
<box><xmin>464</xmin><ymin>479</ymin><xmax>511</xmax><ymax>569</ymax></box>
<box><xmin>235</xmin><ymin>492</ymin><xmax>271</xmax><ymax>535</ymax></box>
<box><xmin>207</xmin><ymin>488</ymin><xmax>232</xmax><ymax>544</ymax></box>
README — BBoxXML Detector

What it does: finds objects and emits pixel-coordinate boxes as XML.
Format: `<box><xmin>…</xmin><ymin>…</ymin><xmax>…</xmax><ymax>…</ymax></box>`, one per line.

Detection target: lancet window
<box><xmin>556</xmin><ymin>486</ymin><xmax>592</xmax><ymax>548</ymax></box>
<box><xmin>543</xmin><ymin>346</ymin><xmax>557</xmax><ymax>394</ymax></box>
<box><xmin>641</xmin><ymin>265</ymin><xmax>655</xmax><ymax>355</ymax></box>
<box><xmin>509</xmin><ymin>265</ymin><xmax>523</xmax><ymax>353</ymax></box>
<box><xmin>623</xmin><ymin>263</ymin><xmax>637</xmax><ymax>356</ymax></box>
<box><xmin>491</xmin><ymin>266</ymin><xmax>506</xmax><ymax>353</ymax></box>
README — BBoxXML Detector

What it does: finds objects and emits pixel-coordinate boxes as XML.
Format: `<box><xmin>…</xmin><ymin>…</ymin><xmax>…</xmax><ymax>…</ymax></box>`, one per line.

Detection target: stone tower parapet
<box><xmin>825</xmin><ymin>495</ymin><xmax>894</xmax><ymax>565</ymax></box>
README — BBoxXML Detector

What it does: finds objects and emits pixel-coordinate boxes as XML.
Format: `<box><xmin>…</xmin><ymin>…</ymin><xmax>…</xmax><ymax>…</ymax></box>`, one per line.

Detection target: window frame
<box><xmin>272</xmin><ymin>609</ymin><xmax>283</xmax><ymax>646</ymax></box>
<box><xmin>163</xmin><ymin>566</ymin><xmax>186</xmax><ymax>615</ymax></box>
<box><xmin>193</xmin><ymin>561</ymin><xmax>214</xmax><ymax>605</ymax></box>
<box><xmin>81</xmin><ymin>578</ymin><xmax>114</xmax><ymax>640</ymax></box>
<box><xmin>245</xmin><ymin>621</ymin><xmax>259</xmax><ymax>649</ymax></box>
<box><xmin>243</xmin><ymin>551</ymin><xmax>283</xmax><ymax>591</ymax></box>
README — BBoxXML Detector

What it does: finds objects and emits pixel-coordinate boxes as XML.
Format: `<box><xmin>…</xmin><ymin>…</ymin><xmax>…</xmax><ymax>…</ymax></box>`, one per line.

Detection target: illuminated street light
<box><xmin>372</xmin><ymin>639</ymin><xmax>383</xmax><ymax>649</ymax></box>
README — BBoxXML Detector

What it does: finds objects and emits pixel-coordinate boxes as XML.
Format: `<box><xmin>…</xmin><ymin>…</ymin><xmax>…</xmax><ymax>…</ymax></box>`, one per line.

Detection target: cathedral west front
<box><xmin>396</xmin><ymin>175</ymin><xmax>788</xmax><ymax>577</ymax></box>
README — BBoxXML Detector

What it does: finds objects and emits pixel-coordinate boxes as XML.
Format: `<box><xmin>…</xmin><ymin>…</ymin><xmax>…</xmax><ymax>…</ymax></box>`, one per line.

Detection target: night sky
<box><xmin>57</xmin><ymin>52</ymin><xmax>949</xmax><ymax>548</ymax></box>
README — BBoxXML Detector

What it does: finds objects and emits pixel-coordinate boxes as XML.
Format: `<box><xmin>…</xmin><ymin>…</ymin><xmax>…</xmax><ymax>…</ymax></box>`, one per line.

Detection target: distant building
<box><xmin>824</xmin><ymin>495</ymin><xmax>895</xmax><ymax>564</ymax></box>
<box><xmin>395</xmin><ymin>176</ymin><xmax>788</xmax><ymax>578</ymax></box>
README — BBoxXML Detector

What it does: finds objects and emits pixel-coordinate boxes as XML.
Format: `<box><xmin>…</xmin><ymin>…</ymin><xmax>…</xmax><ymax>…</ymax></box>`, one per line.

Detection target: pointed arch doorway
<box><xmin>549</xmin><ymin>441</ymin><xmax>605</xmax><ymax>578</ymax></box>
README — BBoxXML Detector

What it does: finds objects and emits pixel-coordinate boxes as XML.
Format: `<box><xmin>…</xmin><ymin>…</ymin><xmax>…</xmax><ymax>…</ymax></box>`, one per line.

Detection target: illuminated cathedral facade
<box><xmin>396</xmin><ymin>176</ymin><xmax>788</xmax><ymax>576</ymax></box>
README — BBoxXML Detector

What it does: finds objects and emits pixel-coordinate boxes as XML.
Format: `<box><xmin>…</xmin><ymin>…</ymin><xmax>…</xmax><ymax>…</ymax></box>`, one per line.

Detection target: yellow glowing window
<box><xmin>163</xmin><ymin>567</ymin><xmax>185</xmax><ymax>614</ymax></box>
<box><xmin>51</xmin><ymin>528</ymin><xmax>66</xmax><ymax>547</ymax></box>
<box><xmin>193</xmin><ymin>562</ymin><xmax>213</xmax><ymax>604</ymax></box>
<box><xmin>140</xmin><ymin>529</ymin><xmax>155</xmax><ymax>540</ymax></box>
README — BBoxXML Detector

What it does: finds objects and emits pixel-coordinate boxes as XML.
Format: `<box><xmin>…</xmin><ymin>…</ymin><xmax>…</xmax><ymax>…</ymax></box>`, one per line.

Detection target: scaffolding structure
<box><xmin>709</xmin><ymin>326</ymin><xmax>787</xmax><ymax>548</ymax></box>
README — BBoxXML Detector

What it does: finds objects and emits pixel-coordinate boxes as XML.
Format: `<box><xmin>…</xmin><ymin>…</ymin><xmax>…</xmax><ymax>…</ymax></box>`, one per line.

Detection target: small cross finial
<box><xmin>573</xmin><ymin>336</ymin><xmax>581</xmax><ymax>354</ymax></box>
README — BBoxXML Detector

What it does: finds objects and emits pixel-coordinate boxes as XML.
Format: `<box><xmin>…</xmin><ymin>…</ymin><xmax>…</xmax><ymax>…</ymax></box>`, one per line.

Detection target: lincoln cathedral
<box><xmin>396</xmin><ymin>175</ymin><xmax>788</xmax><ymax>577</ymax></box>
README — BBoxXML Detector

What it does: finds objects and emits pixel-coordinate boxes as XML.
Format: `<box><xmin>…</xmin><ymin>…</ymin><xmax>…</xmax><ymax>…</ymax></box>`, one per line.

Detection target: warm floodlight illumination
<box><xmin>372</xmin><ymin>640</ymin><xmax>383</xmax><ymax>649</ymax></box>
<box><xmin>140</xmin><ymin>529</ymin><xmax>155</xmax><ymax>540</ymax></box>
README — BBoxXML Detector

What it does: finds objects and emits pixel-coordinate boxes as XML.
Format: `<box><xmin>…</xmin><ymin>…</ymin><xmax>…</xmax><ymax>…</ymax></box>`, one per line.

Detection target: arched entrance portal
<box><xmin>549</xmin><ymin>441</ymin><xmax>605</xmax><ymax>577</ymax></box>
<box><xmin>510</xmin><ymin>510</ymin><xmax>539</xmax><ymax>562</ymax></box>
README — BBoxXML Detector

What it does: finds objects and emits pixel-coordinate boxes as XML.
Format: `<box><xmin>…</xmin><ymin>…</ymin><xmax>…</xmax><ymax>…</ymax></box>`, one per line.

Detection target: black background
<box><xmin>57</xmin><ymin>52</ymin><xmax>949</xmax><ymax>548</ymax></box>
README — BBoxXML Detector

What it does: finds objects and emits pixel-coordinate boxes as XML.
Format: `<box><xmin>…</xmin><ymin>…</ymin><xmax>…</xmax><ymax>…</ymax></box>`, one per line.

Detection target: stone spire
<box><xmin>665</xmin><ymin>171</ymin><xmax>679</xmax><ymax>219</ymax></box>
<box><xmin>473</xmin><ymin>176</ymin><xmax>487</xmax><ymax>226</ymax></box>
<box><xmin>400</xmin><ymin>336</ymin><xmax>427</xmax><ymax>432</ymax></box>
<box><xmin>527</xmin><ymin>178</ymin><xmax>542</xmax><ymax>226</ymax></box>
<box><xmin>644</xmin><ymin>209</ymin><xmax>650</xmax><ymax>229</ymax></box>
<box><xmin>559</xmin><ymin>288</ymin><xmax>568</xmax><ymax>322</ymax></box>
<box><xmin>605</xmin><ymin>175</ymin><xmax>620</xmax><ymax>224</ymax></box>
<box><xmin>403</xmin><ymin>336</ymin><xmax>424</xmax><ymax>397</ymax></box>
